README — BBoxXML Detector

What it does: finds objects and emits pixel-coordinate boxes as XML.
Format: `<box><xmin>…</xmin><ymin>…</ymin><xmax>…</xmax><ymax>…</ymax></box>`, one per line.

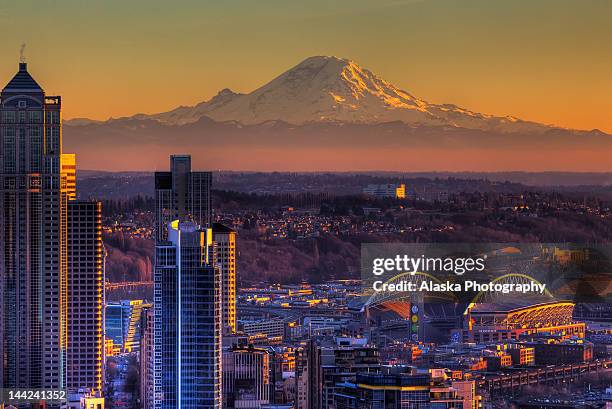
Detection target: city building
<box><xmin>302</xmin><ymin>317</ymin><xmax>350</xmax><ymax>337</ymax></box>
<box><xmin>66</xmin><ymin>389</ymin><xmax>105</xmax><ymax>409</ymax></box>
<box><xmin>140</xmin><ymin>306</ymin><xmax>154</xmax><ymax>409</ymax></box>
<box><xmin>529</xmin><ymin>340</ymin><xmax>593</xmax><ymax>365</ymax></box>
<box><xmin>319</xmin><ymin>339</ymin><xmax>380</xmax><ymax>408</ymax></box>
<box><xmin>105</xmin><ymin>303</ymin><xmax>126</xmax><ymax>353</ymax></box>
<box><xmin>80</xmin><ymin>393</ymin><xmax>105</xmax><ymax>409</ymax></box>
<box><xmin>362</xmin><ymin>183</ymin><xmax>406</xmax><ymax>199</ymax></box>
<box><xmin>154</xmin><ymin>154</ymin><xmax>212</xmax><ymax>241</ymax></box>
<box><xmin>334</xmin><ymin>373</ymin><xmax>464</xmax><ymax>409</ymax></box>
<box><xmin>213</xmin><ymin>223</ymin><xmax>237</xmax><ymax>334</ymax></box>
<box><xmin>62</xmin><ymin>153</ymin><xmax>76</xmax><ymax>200</ymax></box>
<box><xmin>267</xmin><ymin>346</ymin><xmax>298</xmax><ymax>404</ymax></box>
<box><xmin>153</xmin><ymin>221</ymin><xmax>222</xmax><ymax>409</ymax></box>
<box><xmin>295</xmin><ymin>340</ymin><xmax>320</xmax><ymax>409</ymax></box>
<box><xmin>506</xmin><ymin>345</ymin><xmax>535</xmax><ymax>367</ymax></box>
<box><xmin>0</xmin><ymin>62</ymin><xmax>67</xmax><ymax>388</ymax></box>
<box><xmin>67</xmin><ymin>201</ymin><xmax>104</xmax><ymax>392</ymax></box>
<box><xmin>295</xmin><ymin>338</ymin><xmax>379</xmax><ymax>409</ymax></box>
<box><xmin>105</xmin><ymin>300</ymin><xmax>149</xmax><ymax>354</ymax></box>
<box><xmin>223</xmin><ymin>345</ymin><xmax>271</xmax><ymax>409</ymax></box>
<box><xmin>451</xmin><ymin>380</ymin><xmax>480</xmax><ymax>409</ymax></box>
<box><xmin>484</xmin><ymin>353</ymin><xmax>512</xmax><ymax>372</ymax></box>
<box><xmin>239</xmin><ymin>318</ymin><xmax>286</xmax><ymax>340</ymax></box>
<box><xmin>416</xmin><ymin>188</ymin><xmax>449</xmax><ymax>203</ymax></box>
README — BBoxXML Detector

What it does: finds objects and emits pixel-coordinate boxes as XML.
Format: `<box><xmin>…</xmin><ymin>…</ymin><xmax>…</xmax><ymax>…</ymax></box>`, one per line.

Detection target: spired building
<box><xmin>0</xmin><ymin>62</ymin><xmax>69</xmax><ymax>388</ymax></box>
<box><xmin>0</xmin><ymin>61</ymin><xmax>104</xmax><ymax>400</ymax></box>
<box><xmin>153</xmin><ymin>221</ymin><xmax>222</xmax><ymax>409</ymax></box>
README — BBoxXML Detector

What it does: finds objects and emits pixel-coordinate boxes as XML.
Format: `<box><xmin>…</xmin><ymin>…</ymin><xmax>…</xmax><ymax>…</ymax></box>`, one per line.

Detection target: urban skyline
<box><xmin>0</xmin><ymin>29</ymin><xmax>611</xmax><ymax>409</ymax></box>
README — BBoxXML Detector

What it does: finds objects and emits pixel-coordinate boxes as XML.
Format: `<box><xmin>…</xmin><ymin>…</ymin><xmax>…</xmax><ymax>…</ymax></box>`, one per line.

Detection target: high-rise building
<box><xmin>213</xmin><ymin>223</ymin><xmax>237</xmax><ymax>334</ymax></box>
<box><xmin>154</xmin><ymin>155</ymin><xmax>212</xmax><ymax>241</ymax></box>
<box><xmin>223</xmin><ymin>345</ymin><xmax>271</xmax><ymax>409</ymax></box>
<box><xmin>153</xmin><ymin>221</ymin><xmax>222</xmax><ymax>409</ymax></box>
<box><xmin>140</xmin><ymin>306</ymin><xmax>154</xmax><ymax>409</ymax></box>
<box><xmin>67</xmin><ymin>201</ymin><xmax>104</xmax><ymax>392</ymax></box>
<box><xmin>61</xmin><ymin>153</ymin><xmax>76</xmax><ymax>201</ymax></box>
<box><xmin>295</xmin><ymin>340</ymin><xmax>321</xmax><ymax>409</ymax></box>
<box><xmin>0</xmin><ymin>62</ymin><xmax>67</xmax><ymax>388</ymax></box>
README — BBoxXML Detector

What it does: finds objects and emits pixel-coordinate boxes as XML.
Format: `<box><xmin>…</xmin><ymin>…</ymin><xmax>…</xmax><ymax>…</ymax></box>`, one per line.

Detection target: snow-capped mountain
<box><xmin>127</xmin><ymin>56</ymin><xmax>548</xmax><ymax>133</ymax></box>
<box><xmin>63</xmin><ymin>55</ymin><xmax>611</xmax><ymax>171</ymax></box>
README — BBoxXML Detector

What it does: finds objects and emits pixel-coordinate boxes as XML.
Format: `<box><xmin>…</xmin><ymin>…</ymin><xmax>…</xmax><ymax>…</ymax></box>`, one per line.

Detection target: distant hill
<box><xmin>75</xmin><ymin>171</ymin><xmax>612</xmax><ymax>202</ymax></box>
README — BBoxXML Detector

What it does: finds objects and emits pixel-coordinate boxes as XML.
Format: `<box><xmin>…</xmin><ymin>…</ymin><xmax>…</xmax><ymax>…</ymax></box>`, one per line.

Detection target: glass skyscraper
<box><xmin>153</xmin><ymin>221</ymin><xmax>222</xmax><ymax>409</ymax></box>
<box><xmin>154</xmin><ymin>155</ymin><xmax>212</xmax><ymax>242</ymax></box>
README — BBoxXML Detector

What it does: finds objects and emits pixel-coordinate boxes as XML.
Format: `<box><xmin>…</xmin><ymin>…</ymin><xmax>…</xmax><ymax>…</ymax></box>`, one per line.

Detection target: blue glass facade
<box><xmin>105</xmin><ymin>304</ymin><xmax>125</xmax><ymax>349</ymax></box>
<box><xmin>154</xmin><ymin>221</ymin><xmax>221</xmax><ymax>409</ymax></box>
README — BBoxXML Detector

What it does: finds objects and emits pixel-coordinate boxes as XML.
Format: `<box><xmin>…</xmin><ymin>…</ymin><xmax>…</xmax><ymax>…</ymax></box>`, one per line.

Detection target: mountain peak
<box><xmin>297</xmin><ymin>55</ymin><xmax>350</xmax><ymax>64</ymax></box>
<box><xmin>207</xmin><ymin>87</ymin><xmax>240</xmax><ymax>106</ymax></box>
<box><xmin>126</xmin><ymin>55</ymin><xmax>550</xmax><ymax>133</ymax></box>
<box><xmin>292</xmin><ymin>55</ymin><xmax>355</xmax><ymax>71</ymax></box>
<box><xmin>215</xmin><ymin>88</ymin><xmax>238</xmax><ymax>97</ymax></box>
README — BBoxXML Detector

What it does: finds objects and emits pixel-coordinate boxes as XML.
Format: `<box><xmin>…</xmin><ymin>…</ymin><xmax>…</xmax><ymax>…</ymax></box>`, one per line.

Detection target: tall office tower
<box><xmin>67</xmin><ymin>201</ymin><xmax>104</xmax><ymax>392</ymax></box>
<box><xmin>295</xmin><ymin>340</ymin><xmax>321</xmax><ymax>409</ymax></box>
<box><xmin>154</xmin><ymin>155</ymin><xmax>212</xmax><ymax>242</ymax></box>
<box><xmin>213</xmin><ymin>223</ymin><xmax>237</xmax><ymax>334</ymax></box>
<box><xmin>0</xmin><ymin>62</ymin><xmax>67</xmax><ymax>388</ymax></box>
<box><xmin>222</xmin><ymin>346</ymin><xmax>271</xmax><ymax>409</ymax></box>
<box><xmin>61</xmin><ymin>153</ymin><xmax>76</xmax><ymax>200</ymax></box>
<box><xmin>140</xmin><ymin>306</ymin><xmax>154</xmax><ymax>409</ymax></box>
<box><xmin>153</xmin><ymin>221</ymin><xmax>222</xmax><ymax>409</ymax></box>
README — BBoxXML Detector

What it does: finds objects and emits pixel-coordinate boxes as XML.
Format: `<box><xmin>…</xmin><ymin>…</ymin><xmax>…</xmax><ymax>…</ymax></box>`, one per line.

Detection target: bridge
<box><xmin>480</xmin><ymin>360</ymin><xmax>611</xmax><ymax>394</ymax></box>
<box><xmin>237</xmin><ymin>304</ymin><xmax>354</xmax><ymax>321</ymax></box>
<box><xmin>105</xmin><ymin>281</ymin><xmax>153</xmax><ymax>290</ymax></box>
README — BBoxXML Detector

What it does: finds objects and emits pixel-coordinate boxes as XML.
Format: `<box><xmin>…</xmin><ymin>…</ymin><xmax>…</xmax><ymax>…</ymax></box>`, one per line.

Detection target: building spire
<box><xmin>20</xmin><ymin>43</ymin><xmax>26</xmax><ymax>64</ymax></box>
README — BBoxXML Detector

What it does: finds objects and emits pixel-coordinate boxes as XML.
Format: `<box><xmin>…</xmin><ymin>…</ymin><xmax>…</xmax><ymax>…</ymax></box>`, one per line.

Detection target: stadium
<box><xmin>452</xmin><ymin>300</ymin><xmax>585</xmax><ymax>344</ymax></box>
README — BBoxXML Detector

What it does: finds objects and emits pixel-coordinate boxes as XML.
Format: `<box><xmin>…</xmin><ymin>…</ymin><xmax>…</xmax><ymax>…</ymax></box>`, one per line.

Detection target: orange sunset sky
<box><xmin>1</xmin><ymin>0</ymin><xmax>611</xmax><ymax>133</ymax></box>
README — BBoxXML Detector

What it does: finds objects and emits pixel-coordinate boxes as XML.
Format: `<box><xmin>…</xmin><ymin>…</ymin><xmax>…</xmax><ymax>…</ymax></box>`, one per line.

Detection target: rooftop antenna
<box><xmin>20</xmin><ymin>43</ymin><xmax>26</xmax><ymax>63</ymax></box>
